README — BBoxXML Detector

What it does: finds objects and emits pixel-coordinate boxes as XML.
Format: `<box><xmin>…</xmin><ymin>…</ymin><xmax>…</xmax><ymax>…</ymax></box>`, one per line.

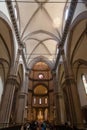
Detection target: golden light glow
<box><xmin>34</xmin><ymin>85</ymin><xmax>48</xmax><ymax>95</ymax></box>
<box><xmin>37</xmin><ymin>110</ymin><xmax>43</xmax><ymax>121</ymax></box>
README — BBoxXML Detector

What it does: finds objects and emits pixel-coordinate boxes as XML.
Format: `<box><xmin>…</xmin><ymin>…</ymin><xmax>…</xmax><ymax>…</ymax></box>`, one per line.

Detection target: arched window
<box><xmin>0</xmin><ymin>64</ymin><xmax>4</xmax><ymax>104</ymax></box>
<box><xmin>39</xmin><ymin>98</ymin><xmax>42</xmax><ymax>104</ymax></box>
<box><xmin>45</xmin><ymin>97</ymin><xmax>47</xmax><ymax>104</ymax></box>
<box><xmin>33</xmin><ymin>97</ymin><xmax>36</xmax><ymax>104</ymax></box>
<box><xmin>82</xmin><ymin>74</ymin><xmax>87</xmax><ymax>93</ymax></box>
<box><xmin>38</xmin><ymin>74</ymin><xmax>44</xmax><ymax>79</ymax></box>
<box><xmin>0</xmin><ymin>76</ymin><xmax>3</xmax><ymax>102</ymax></box>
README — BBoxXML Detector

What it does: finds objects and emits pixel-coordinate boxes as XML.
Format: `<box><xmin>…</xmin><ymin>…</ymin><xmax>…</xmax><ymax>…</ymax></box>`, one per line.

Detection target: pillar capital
<box><xmin>65</xmin><ymin>74</ymin><xmax>76</xmax><ymax>85</ymax></box>
<box><xmin>18</xmin><ymin>92</ymin><xmax>28</xmax><ymax>98</ymax></box>
<box><xmin>7</xmin><ymin>74</ymin><xmax>17</xmax><ymax>85</ymax></box>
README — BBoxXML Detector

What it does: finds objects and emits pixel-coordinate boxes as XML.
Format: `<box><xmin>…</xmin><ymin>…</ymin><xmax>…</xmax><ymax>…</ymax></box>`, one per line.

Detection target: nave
<box><xmin>0</xmin><ymin>0</ymin><xmax>87</xmax><ymax>130</ymax></box>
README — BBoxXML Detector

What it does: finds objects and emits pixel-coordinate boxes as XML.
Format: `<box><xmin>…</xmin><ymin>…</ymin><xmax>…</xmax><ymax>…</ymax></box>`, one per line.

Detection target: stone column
<box><xmin>27</xmin><ymin>92</ymin><xmax>32</xmax><ymax>121</ymax></box>
<box><xmin>16</xmin><ymin>71</ymin><xmax>29</xmax><ymax>124</ymax></box>
<box><xmin>0</xmin><ymin>46</ymin><xmax>25</xmax><ymax>127</ymax></box>
<box><xmin>24</xmin><ymin>72</ymin><xmax>29</xmax><ymax>122</ymax></box>
<box><xmin>49</xmin><ymin>92</ymin><xmax>53</xmax><ymax>122</ymax></box>
<box><xmin>16</xmin><ymin>93</ymin><xmax>25</xmax><ymax>124</ymax></box>
<box><xmin>27</xmin><ymin>80</ymin><xmax>32</xmax><ymax>121</ymax></box>
<box><xmin>54</xmin><ymin>87</ymin><xmax>65</xmax><ymax>125</ymax></box>
<box><xmin>0</xmin><ymin>75</ymin><xmax>17</xmax><ymax>127</ymax></box>
<box><xmin>52</xmin><ymin>71</ymin><xmax>60</xmax><ymax>124</ymax></box>
<box><xmin>61</xmin><ymin>49</ymin><xmax>83</xmax><ymax>128</ymax></box>
<box><xmin>57</xmin><ymin>90</ymin><xmax>66</xmax><ymax>124</ymax></box>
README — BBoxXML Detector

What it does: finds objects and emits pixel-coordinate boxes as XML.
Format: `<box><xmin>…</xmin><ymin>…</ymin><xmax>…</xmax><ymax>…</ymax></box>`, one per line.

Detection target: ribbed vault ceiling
<box><xmin>12</xmin><ymin>0</ymin><xmax>69</xmax><ymax>67</ymax></box>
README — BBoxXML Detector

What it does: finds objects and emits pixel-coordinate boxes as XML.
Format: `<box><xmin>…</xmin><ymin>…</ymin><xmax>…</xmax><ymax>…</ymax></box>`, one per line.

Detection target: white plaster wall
<box><xmin>77</xmin><ymin>67</ymin><xmax>87</xmax><ymax>107</ymax></box>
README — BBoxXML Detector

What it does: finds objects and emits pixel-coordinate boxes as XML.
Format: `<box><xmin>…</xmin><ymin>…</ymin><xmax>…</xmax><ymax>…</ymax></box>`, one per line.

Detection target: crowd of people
<box><xmin>23</xmin><ymin>120</ymin><xmax>53</xmax><ymax>130</ymax></box>
<box><xmin>23</xmin><ymin>121</ymin><xmax>82</xmax><ymax>130</ymax></box>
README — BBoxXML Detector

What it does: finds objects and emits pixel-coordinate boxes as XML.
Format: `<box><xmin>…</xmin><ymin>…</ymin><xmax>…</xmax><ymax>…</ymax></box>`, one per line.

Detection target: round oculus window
<box><xmin>38</xmin><ymin>74</ymin><xmax>44</xmax><ymax>79</ymax></box>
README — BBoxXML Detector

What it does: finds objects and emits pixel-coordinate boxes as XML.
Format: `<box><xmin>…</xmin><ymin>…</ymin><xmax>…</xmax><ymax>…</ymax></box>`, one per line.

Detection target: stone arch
<box><xmin>0</xmin><ymin>13</ymin><xmax>15</xmax><ymax>100</ymax></box>
<box><xmin>0</xmin><ymin>11</ymin><xmax>15</xmax><ymax>66</ymax></box>
<box><xmin>72</xmin><ymin>59</ymin><xmax>87</xmax><ymax>122</ymax></box>
<box><xmin>66</xmin><ymin>11</ymin><xmax>87</xmax><ymax>64</ymax></box>
<box><xmin>63</xmin><ymin>12</ymin><xmax>87</xmax><ymax>126</ymax></box>
<box><xmin>28</xmin><ymin>56</ymin><xmax>54</xmax><ymax>70</ymax></box>
<box><xmin>64</xmin><ymin>11</ymin><xmax>87</xmax><ymax>79</ymax></box>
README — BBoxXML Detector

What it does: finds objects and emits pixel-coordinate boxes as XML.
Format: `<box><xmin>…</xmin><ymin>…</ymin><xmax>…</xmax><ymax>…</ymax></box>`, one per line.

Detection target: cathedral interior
<box><xmin>0</xmin><ymin>0</ymin><xmax>87</xmax><ymax>129</ymax></box>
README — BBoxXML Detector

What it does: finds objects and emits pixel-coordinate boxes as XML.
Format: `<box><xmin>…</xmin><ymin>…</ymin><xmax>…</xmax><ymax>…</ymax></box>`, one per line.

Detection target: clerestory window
<box><xmin>45</xmin><ymin>97</ymin><xmax>48</xmax><ymax>104</ymax></box>
<box><xmin>39</xmin><ymin>98</ymin><xmax>42</xmax><ymax>104</ymax></box>
<box><xmin>33</xmin><ymin>97</ymin><xmax>36</xmax><ymax>104</ymax></box>
<box><xmin>82</xmin><ymin>74</ymin><xmax>87</xmax><ymax>94</ymax></box>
